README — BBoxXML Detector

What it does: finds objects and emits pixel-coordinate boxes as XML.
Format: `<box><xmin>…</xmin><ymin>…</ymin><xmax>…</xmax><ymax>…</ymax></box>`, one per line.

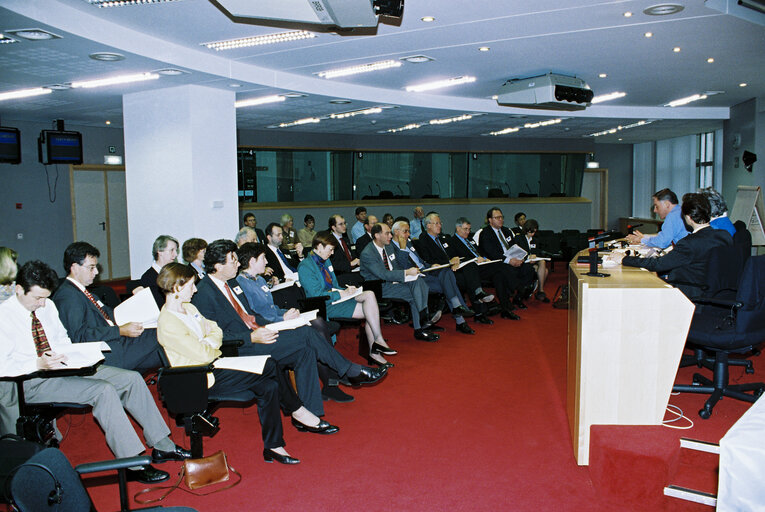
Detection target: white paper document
<box><xmin>265</xmin><ymin>316</ymin><xmax>310</xmax><ymax>331</ymax></box>
<box><xmin>503</xmin><ymin>244</ymin><xmax>528</xmax><ymax>263</ymax></box>
<box><xmin>421</xmin><ymin>263</ymin><xmax>450</xmax><ymax>272</ymax></box>
<box><xmin>1</xmin><ymin>343</ymin><xmax>106</xmax><ymax>377</ymax></box>
<box><xmin>477</xmin><ymin>259</ymin><xmax>502</xmax><ymax>266</ymax></box>
<box><xmin>213</xmin><ymin>355</ymin><xmax>269</xmax><ymax>375</ymax></box>
<box><xmin>457</xmin><ymin>257</ymin><xmax>477</xmax><ymax>269</ymax></box>
<box><xmin>331</xmin><ymin>287</ymin><xmax>363</xmax><ymax>304</ymax></box>
<box><xmin>114</xmin><ymin>288</ymin><xmax>160</xmax><ymax>328</ymax></box>
<box><xmin>527</xmin><ymin>257</ymin><xmax>551</xmax><ymax>263</ymax></box>
<box><xmin>405</xmin><ymin>274</ymin><xmax>421</xmax><ymax>282</ymax></box>
<box><xmin>270</xmin><ymin>279</ymin><xmax>297</xmax><ymax>292</ymax></box>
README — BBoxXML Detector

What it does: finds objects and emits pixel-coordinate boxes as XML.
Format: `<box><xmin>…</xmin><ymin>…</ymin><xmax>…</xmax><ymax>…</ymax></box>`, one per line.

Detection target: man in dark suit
<box><xmin>478</xmin><ymin>207</ymin><xmax>536</xmax><ymax>312</ymax></box>
<box><xmin>510</xmin><ymin>219</ymin><xmax>550</xmax><ymax>302</ymax></box>
<box><xmin>52</xmin><ymin>242</ymin><xmax>163</xmax><ymax>373</ymax></box>
<box><xmin>613</xmin><ymin>193</ymin><xmax>733</xmax><ymax>299</ymax></box>
<box><xmin>359</xmin><ymin>223</ymin><xmax>441</xmax><ymax>341</ymax></box>
<box><xmin>354</xmin><ymin>214</ymin><xmax>377</xmax><ymax>255</ymax></box>
<box><xmin>243</xmin><ymin>212</ymin><xmax>266</xmax><ymax>243</ymax></box>
<box><xmin>264</xmin><ymin>222</ymin><xmax>301</xmax><ymax>282</ymax></box>
<box><xmin>192</xmin><ymin>240</ymin><xmax>385</xmax><ymax>418</ymax></box>
<box><xmin>328</xmin><ymin>214</ymin><xmax>363</xmax><ymax>287</ymax></box>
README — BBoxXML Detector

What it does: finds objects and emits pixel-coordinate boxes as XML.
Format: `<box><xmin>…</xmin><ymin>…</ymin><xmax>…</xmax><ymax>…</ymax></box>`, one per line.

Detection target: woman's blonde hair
<box><xmin>0</xmin><ymin>247</ymin><xmax>19</xmax><ymax>285</ymax></box>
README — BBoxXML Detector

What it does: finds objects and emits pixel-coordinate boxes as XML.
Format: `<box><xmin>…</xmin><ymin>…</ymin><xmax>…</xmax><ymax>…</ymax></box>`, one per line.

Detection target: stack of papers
<box><xmin>264</xmin><ymin>309</ymin><xmax>319</xmax><ymax>331</ymax></box>
<box><xmin>114</xmin><ymin>288</ymin><xmax>159</xmax><ymax>328</ymax></box>
<box><xmin>213</xmin><ymin>355</ymin><xmax>270</xmax><ymax>375</ymax></box>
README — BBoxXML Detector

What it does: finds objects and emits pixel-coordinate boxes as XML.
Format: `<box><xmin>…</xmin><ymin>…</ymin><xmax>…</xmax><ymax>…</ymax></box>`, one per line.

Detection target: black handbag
<box><xmin>0</xmin><ymin>434</ymin><xmax>45</xmax><ymax>503</ymax></box>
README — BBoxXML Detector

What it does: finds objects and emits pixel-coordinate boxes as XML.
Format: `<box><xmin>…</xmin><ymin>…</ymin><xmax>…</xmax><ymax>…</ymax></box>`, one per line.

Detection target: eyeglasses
<box><xmin>492</xmin><ymin>215</ymin><xmax>504</xmax><ymax>220</ymax></box>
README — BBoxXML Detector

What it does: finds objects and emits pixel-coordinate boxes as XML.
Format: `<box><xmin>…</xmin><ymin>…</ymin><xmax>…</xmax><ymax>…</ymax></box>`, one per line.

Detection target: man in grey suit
<box><xmin>359</xmin><ymin>223</ymin><xmax>442</xmax><ymax>342</ymax></box>
<box><xmin>53</xmin><ymin>242</ymin><xmax>163</xmax><ymax>373</ymax></box>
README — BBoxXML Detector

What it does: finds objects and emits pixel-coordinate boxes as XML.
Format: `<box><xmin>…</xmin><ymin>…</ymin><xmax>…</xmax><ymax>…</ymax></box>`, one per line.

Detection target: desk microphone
<box><xmin>627</xmin><ymin>223</ymin><xmax>643</xmax><ymax>235</ymax></box>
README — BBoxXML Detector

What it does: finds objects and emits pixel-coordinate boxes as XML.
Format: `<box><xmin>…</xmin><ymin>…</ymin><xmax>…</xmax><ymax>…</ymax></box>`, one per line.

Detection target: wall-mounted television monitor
<box><xmin>0</xmin><ymin>126</ymin><xmax>22</xmax><ymax>164</ymax></box>
<box><xmin>38</xmin><ymin>130</ymin><xmax>83</xmax><ymax>165</ymax></box>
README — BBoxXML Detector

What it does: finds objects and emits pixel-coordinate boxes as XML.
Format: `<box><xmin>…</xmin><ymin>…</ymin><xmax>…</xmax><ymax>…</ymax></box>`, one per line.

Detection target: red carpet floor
<box><xmin>46</xmin><ymin>271</ymin><xmax>762</xmax><ymax>512</ymax></box>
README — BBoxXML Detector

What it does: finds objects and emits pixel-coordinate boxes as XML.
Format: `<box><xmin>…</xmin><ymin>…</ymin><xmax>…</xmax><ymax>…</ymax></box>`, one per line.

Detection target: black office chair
<box><xmin>8</xmin><ymin>447</ymin><xmax>196</xmax><ymax>512</ymax></box>
<box><xmin>733</xmin><ymin>220</ymin><xmax>752</xmax><ymax>268</ymax></box>
<box><xmin>672</xmin><ymin>255</ymin><xmax>765</xmax><ymax>418</ymax></box>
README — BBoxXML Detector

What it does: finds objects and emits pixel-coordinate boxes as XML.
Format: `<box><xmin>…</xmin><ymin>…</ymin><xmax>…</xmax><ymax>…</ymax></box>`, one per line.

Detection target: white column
<box><xmin>122</xmin><ymin>85</ymin><xmax>238</xmax><ymax>277</ymax></box>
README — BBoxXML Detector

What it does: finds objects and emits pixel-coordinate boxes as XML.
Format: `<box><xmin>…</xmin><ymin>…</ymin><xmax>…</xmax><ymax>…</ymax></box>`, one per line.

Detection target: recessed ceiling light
<box><xmin>598</xmin><ymin>73</ymin><xmax>608</xmax><ymax>78</ymax></box>
<box><xmin>644</xmin><ymin>32</ymin><xmax>653</xmax><ymax>38</ymax></box>
<box><xmin>707</xmin><ymin>57</ymin><xmax>714</xmax><ymax>63</ymax></box>
<box><xmin>491</xmin><ymin>95</ymin><xmax>499</xmax><ymax>100</ymax></box>
<box><xmin>235</xmin><ymin>95</ymin><xmax>285</xmax><ymax>108</ymax></box>
<box><xmin>0</xmin><ymin>87</ymin><xmax>53</xmax><ymax>102</ymax></box>
<box><xmin>281</xmin><ymin>92</ymin><xmax>308</xmax><ymax>98</ymax></box>
<box><xmin>329</xmin><ymin>99</ymin><xmax>351</xmax><ymax>104</ymax></box>
<box><xmin>478</xmin><ymin>47</ymin><xmax>490</xmax><ymax>52</ymax></box>
<box><xmin>400</xmin><ymin>55</ymin><xmax>434</xmax><ymax>64</ymax></box>
<box><xmin>618</xmin><ymin>138</ymin><xmax>623</xmax><ymax>141</ymax></box>
<box><xmin>740</xmin><ymin>83</ymin><xmax>748</xmax><ymax>87</ymax></box>
<box><xmin>228</xmin><ymin>83</ymin><xmax>242</xmax><ymax>88</ymax></box>
<box><xmin>105</xmin><ymin>120</ymin><xmax>111</xmax><ymax>125</ymax></box>
<box><xmin>203</xmin><ymin>30</ymin><xmax>315</xmax><ymax>50</ymax></box>
<box><xmin>405</xmin><ymin>76</ymin><xmax>476</xmax><ymax>93</ymax></box>
<box><xmin>317</xmin><ymin>60</ymin><xmax>402</xmax><ymax>79</ymax></box>
<box><xmin>155</xmin><ymin>68</ymin><xmax>188</xmax><ymax>76</ymax></box>
<box><xmin>421</xmin><ymin>16</ymin><xmax>435</xmax><ymax>22</ymax></box>
<box><xmin>643</xmin><ymin>4</ymin><xmax>684</xmax><ymax>16</ymax></box>
<box><xmin>71</xmin><ymin>72</ymin><xmax>159</xmax><ymax>89</ymax></box>
<box><xmin>6</xmin><ymin>28</ymin><xmax>62</xmax><ymax>41</ymax></box>
<box><xmin>89</xmin><ymin>52</ymin><xmax>126</xmax><ymax>61</ymax></box>
<box><xmin>0</xmin><ymin>33</ymin><xmax>18</xmax><ymax>44</ymax></box>
<box><xmin>623</xmin><ymin>11</ymin><xmax>633</xmax><ymax>17</ymax></box>
<box><xmin>673</xmin><ymin>47</ymin><xmax>681</xmax><ymax>52</ymax></box>
<box><xmin>591</xmin><ymin>91</ymin><xmax>627</xmax><ymax>103</ymax></box>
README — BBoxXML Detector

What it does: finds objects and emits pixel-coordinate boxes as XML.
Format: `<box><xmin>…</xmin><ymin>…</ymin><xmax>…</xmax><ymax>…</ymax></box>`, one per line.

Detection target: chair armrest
<box><xmin>76</xmin><ymin>455</ymin><xmax>152</xmax><ymax>474</ymax></box>
<box><xmin>159</xmin><ymin>363</ymin><xmax>214</xmax><ymax>375</ymax></box>
<box><xmin>220</xmin><ymin>338</ymin><xmax>244</xmax><ymax>357</ymax></box>
<box><xmin>298</xmin><ymin>296</ymin><xmax>329</xmax><ymax>319</ymax></box>
<box><xmin>363</xmin><ymin>279</ymin><xmax>384</xmax><ymax>301</ymax></box>
<box><xmin>691</xmin><ymin>297</ymin><xmax>743</xmax><ymax>309</ymax></box>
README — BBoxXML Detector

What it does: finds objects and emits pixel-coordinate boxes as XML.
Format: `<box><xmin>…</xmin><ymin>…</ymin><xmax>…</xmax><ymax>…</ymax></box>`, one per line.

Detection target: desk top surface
<box><xmin>569</xmin><ymin>249</ymin><xmax>672</xmax><ymax>290</ymax></box>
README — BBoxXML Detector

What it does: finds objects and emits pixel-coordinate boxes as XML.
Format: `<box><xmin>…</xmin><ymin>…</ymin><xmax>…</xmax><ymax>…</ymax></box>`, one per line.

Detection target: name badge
<box><xmin>328</xmin><ymin>265</ymin><xmax>334</xmax><ymax>272</ymax></box>
<box><xmin>233</xmin><ymin>286</ymin><xmax>244</xmax><ymax>295</ymax></box>
<box><xmin>389</xmin><ymin>253</ymin><xmax>396</xmax><ymax>261</ymax></box>
<box><xmin>350</xmin><ymin>245</ymin><xmax>356</xmax><ymax>251</ymax></box>
<box><xmin>530</xmin><ymin>242</ymin><xmax>536</xmax><ymax>249</ymax></box>
<box><xmin>442</xmin><ymin>242</ymin><xmax>449</xmax><ymax>248</ymax></box>
<box><xmin>505</xmin><ymin>235</ymin><xmax>513</xmax><ymax>242</ymax></box>
<box><xmin>96</xmin><ymin>300</ymin><xmax>105</xmax><ymax>307</ymax></box>
<box><xmin>261</xmin><ymin>285</ymin><xmax>270</xmax><ymax>293</ymax></box>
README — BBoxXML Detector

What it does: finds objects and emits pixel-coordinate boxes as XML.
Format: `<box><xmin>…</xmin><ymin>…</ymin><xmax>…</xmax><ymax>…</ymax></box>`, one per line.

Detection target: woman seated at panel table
<box><xmin>156</xmin><ymin>263</ymin><xmax>340</xmax><ymax>466</ymax></box>
<box><xmin>297</xmin><ymin>231</ymin><xmax>396</xmax><ymax>368</ymax></box>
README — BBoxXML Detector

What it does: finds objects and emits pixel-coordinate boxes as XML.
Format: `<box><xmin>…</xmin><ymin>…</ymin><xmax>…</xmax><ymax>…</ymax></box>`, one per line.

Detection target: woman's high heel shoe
<box><xmin>371</xmin><ymin>342</ymin><xmax>397</xmax><ymax>356</ymax></box>
<box><xmin>263</xmin><ymin>448</ymin><xmax>300</xmax><ymax>465</ymax></box>
<box><xmin>365</xmin><ymin>353</ymin><xmax>394</xmax><ymax>369</ymax></box>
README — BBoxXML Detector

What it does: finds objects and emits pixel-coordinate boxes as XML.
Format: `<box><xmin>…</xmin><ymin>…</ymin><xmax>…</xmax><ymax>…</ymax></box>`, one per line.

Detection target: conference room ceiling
<box><xmin>0</xmin><ymin>0</ymin><xmax>762</xmax><ymax>144</ymax></box>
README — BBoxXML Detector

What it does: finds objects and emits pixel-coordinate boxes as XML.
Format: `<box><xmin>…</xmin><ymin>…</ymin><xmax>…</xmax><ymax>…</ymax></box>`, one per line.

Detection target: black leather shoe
<box><xmin>475</xmin><ymin>291</ymin><xmax>495</xmax><ymax>303</ymax></box>
<box><xmin>348</xmin><ymin>366</ymin><xmax>387</xmax><ymax>386</ymax></box>
<box><xmin>414</xmin><ymin>329</ymin><xmax>440</xmax><ymax>342</ymax></box>
<box><xmin>487</xmin><ymin>304</ymin><xmax>502</xmax><ymax>316</ymax></box>
<box><xmin>501</xmin><ymin>309</ymin><xmax>521</xmax><ymax>320</ymax></box>
<box><xmin>428</xmin><ymin>324</ymin><xmax>445</xmax><ymax>332</ymax></box>
<box><xmin>535</xmin><ymin>291</ymin><xmax>551</xmax><ymax>303</ymax></box>
<box><xmin>474</xmin><ymin>314</ymin><xmax>494</xmax><ymax>325</ymax></box>
<box><xmin>127</xmin><ymin>465</ymin><xmax>170</xmax><ymax>484</ymax></box>
<box><xmin>263</xmin><ymin>449</ymin><xmax>300</xmax><ymax>465</ymax></box>
<box><xmin>451</xmin><ymin>305</ymin><xmax>475</xmax><ymax>318</ymax></box>
<box><xmin>365</xmin><ymin>354</ymin><xmax>395</xmax><ymax>369</ymax></box>
<box><xmin>291</xmin><ymin>417</ymin><xmax>340</xmax><ymax>434</ymax></box>
<box><xmin>371</xmin><ymin>342</ymin><xmax>397</xmax><ymax>356</ymax></box>
<box><xmin>322</xmin><ymin>385</ymin><xmax>355</xmax><ymax>403</ymax></box>
<box><xmin>152</xmin><ymin>445</ymin><xmax>192</xmax><ymax>463</ymax></box>
<box><xmin>456</xmin><ymin>322</ymin><xmax>475</xmax><ymax>334</ymax></box>
<box><xmin>513</xmin><ymin>299</ymin><xmax>528</xmax><ymax>309</ymax></box>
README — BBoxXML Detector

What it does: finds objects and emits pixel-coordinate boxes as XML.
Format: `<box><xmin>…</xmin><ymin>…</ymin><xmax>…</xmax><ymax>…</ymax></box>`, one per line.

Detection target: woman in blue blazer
<box><xmin>298</xmin><ymin>231</ymin><xmax>395</xmax><ymax>367</ymax></box>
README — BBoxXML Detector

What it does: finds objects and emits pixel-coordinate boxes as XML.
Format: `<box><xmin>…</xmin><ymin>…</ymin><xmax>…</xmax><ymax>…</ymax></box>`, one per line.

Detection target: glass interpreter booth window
<box><xmin>238</xmin><ymin>148</ymin><xmax>586</xmax><ymax>203</ymax></box>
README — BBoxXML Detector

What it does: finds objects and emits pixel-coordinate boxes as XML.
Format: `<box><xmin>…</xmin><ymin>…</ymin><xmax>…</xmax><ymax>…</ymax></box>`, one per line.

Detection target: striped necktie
<box><xmin>31</xmin><ymin>311</ymin><xmax>51</xmax><ymax>357</ymax></box>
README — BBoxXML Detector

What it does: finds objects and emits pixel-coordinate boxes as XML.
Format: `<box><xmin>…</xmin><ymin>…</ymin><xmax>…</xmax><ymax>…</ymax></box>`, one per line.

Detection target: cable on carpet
<box><xmin>663</xmin><ymin>404</ymin><xmax>694</xmax><ymax>429</ymax></box>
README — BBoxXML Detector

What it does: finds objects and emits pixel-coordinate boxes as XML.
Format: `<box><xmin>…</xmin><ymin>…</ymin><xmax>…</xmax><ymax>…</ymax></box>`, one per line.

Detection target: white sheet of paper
<box><xmin>113</xmin><ymin>288</ymin><xmax>160</xmax><ymax>328</ymax></box>
<box><xmin>526</xmin><ymin>257</ymin><xmax>551</xmax><ymax>263</ymax></box>
<box><xmin>213</xmin><ymin>355</ymin><xmax>269</xmax><ymax>375</ymax></box>
<box><xmin>264</xmin><ymin>316</ymin><xmax>310</xmax><ymax>331</ymax></box>
<box><xmin>477</xmin><ymin>259</ymin><xmax>502</xmax><ymax>266</ymax></box>
<box><xmin>457</xmin><ymin>257</ymin><xmax>477</xmax><ymax>269</ymax></box>
<box><xmin>270</xmin><ymin>280</ymin><xmax>296</xmax><ymax>292</ymax></box>
<box><xmin>405</xmin><ymin>274</ymin><xmax>421</xmax><ymax>282</ymax></box>
<box><xmin>503</xmin><ymin>244</ymin><xmax>528</xmax><ymax>263</ymax></box>
<box><xmin>421</xmin><ymin>263</ymin><xmax>450</xmax><ymax>272</ymax></box>
<box><xmin>331</xmin><ymin>287</ymin><xmax>363</xmax><ymax>304</ymax></box>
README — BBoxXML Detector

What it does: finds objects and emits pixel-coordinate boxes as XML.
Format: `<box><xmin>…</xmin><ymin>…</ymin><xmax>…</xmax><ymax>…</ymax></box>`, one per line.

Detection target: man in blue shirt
<box><xmin>626</xmin><ymin>188</ymin><xmax>688</xmax><ymax>249</ymax></box>
<box><xmin>350</xmin><ymin>206</ymin><xmax>367</xmax><ymax>243</ymax></box>
<box><xmin>409</xmin><ymin>206</ymin><xmax>425</xmax><ymax>240</ymax></box>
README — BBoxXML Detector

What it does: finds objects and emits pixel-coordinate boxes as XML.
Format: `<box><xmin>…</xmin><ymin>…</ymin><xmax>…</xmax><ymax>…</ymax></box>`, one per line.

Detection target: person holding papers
<box><xmin>298</xmin><ymin>231</ymin><xmax>396</xmax><ymax>367</ymax></box>
<box><xmin>510</xmin><ymin>219</ymin><xmax>550</xmax><ymax>303</ymax></box>
<box><xmin>157</xmin><ymin>263</ymin><xmax>333</xmax><ymax>464</ymax></box>
<box><xmin>0</xmin><ymin>261</ymin><xmax>190</xmax><ymax>483</ymax></box>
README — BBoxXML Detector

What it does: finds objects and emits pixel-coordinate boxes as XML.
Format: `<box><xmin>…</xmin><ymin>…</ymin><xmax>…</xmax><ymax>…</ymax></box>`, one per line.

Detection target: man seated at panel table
<box><xmin>328</xmin><ymin>214</ymin><xmax>364</xmax><ymax>288</ymax></box>
<box><xmin>626</xmin><ymin>188</ymin><xmax>688</xmax><ymax>249</ymax></box>
<box><xmin>611</xmin><ymin>193</ymin><xmax>732</xmax><ymax>299</ymax></box>
<box><xmin>53</xmin><ymin>242</ymin><xmax>164</xmax><ymax>373</ymax></box>
<box><xmin>0</xmin><ymin>261</ymin><xmax>190</xmax><ymax>484</ymax></box>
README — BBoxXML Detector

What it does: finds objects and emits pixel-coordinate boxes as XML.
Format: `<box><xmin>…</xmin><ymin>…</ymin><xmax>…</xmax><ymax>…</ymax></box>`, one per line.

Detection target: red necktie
<box><xmin>340</xmin><ymin>238</ymin><xmax>352</xmax><ymax>262</ymax></box>
<box><xmin>83</xmin><ymin>288</ymin><xmax>112</xmax><ymax>323</ymax></box>
<box><xmin>224</xmin><ymin>283</ymin><xmax>260</xmax><ymax>330</ymax></box>
<box><xmin>382</xmin><ymin>250</ymin><xmax>391</xmax><ymax>270</ymax></box>
<box><xmin>31</xmin><ymin>311</ymin><xmax>51</xmax><ymax>357</ymax></box>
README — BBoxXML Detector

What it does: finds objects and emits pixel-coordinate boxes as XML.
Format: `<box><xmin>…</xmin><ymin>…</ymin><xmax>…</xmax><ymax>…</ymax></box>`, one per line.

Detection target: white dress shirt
<box><xmin>266</xmin><ymin>244</ymin><xmax>299</xmax><ymax>280</ymax></box>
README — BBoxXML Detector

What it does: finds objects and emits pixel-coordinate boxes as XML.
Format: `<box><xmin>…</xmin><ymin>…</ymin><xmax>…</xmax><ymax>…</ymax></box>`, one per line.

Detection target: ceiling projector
<box><xmin>496</xmin><ymin>73</ymin><xmax>594</xmax><ymax>111</ymax></box>
<box><xmin>213</xmin><ymin>0</ymin><xmax>404</xmax><ymax>29</ymax></box>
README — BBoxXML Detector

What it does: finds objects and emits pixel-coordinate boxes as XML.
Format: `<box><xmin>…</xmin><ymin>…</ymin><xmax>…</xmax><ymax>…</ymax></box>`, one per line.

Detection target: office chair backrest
<box><xmin>733</xmin><ymin>220</ymin><xmax>752</xmax><ymax>267</ymax></box>
<box><xmin>734</xmin><ymin>256</ymin><xmax>765</xmax><ymax>335</ymax></box>
<box><xmin>10</xmin><ymin>448</ymin><xmax>91</xmax><ymax>512</ymax></box>
<box><xmin>702</xmin><ymin>243</ymin><xmax>740</xmax><ymax>299</ymax></box>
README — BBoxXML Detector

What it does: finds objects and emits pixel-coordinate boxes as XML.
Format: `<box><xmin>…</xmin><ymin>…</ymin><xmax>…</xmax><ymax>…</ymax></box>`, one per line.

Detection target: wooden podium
<box><xmin>567</xmin><ymin>251</ymin><xmax>694</xmax><ymax>465</ymax></box>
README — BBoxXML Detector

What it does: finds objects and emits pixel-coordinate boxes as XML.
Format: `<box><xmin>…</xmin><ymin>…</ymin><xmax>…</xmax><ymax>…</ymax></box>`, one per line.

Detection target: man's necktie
<box><xmin>31</xmin><ymin>311</ymin><xmax>51</xmax><ymax>357</ymax></box>
<box><xmin>224</xmin><ymin>283</ymin><xmax>260</xmax><ymax>330</ymax></box>
<box><xmin>83</xmin><ymin>288</ymin><xmax>112</xmax><ymax>323</ymax></box>
<box><xmin>460</xmin><ymin>237</ymin><xmax>480</xmax><ymax>258</ymax></box>
<box><xmin>340</xmin><ymin>238</ymin><xmax>352</xmax><ymax>262</ymax></box>
<box><xmin>497</xmin><ymin>229</ymin><xmax>510</xmax><ymax>250</ymax></box>
<box><xmin>276</xmin><ymin>249</ymin><xmax>297</xmax><ymax>273</ymax></box>
<box><xmin>435</xmin><ymin>237</ymin><xmax>448</xmax><ymax>255</ymax></box>
<box><xmin>407</xmin><ymin>249</ymin><xmax>425</xmax><ymax>270</ymax></box>
<box><xmin>382</xmin><ymin>251</ymin><xmax>391</xmax><ymax>270</ymax></box>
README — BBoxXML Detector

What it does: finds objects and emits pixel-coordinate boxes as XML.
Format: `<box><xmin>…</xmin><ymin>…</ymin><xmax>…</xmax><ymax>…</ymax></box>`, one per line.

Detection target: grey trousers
<box><xmin>382</xmin><ymin>279</ymin><xmax>430</xmax><ymax>328</ymax></box>
<box><xmin>23</xmin><ymin>365</ymin><xmax>171</xmax><ymax>458</ymax></box>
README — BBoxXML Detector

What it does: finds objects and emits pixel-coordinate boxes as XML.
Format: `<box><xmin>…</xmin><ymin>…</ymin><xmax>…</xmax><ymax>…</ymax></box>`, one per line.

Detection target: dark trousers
<box><xmin>103</xmin><ymin>329</ymin><xmax>164</xmax><ymax>373</ymax></box>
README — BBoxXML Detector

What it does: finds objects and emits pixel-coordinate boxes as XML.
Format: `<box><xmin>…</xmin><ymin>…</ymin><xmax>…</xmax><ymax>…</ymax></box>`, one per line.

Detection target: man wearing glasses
<box><xmin>328</xmin><ymin>214</ymin><xmax>364</xmax><ymax>287</ymax></box>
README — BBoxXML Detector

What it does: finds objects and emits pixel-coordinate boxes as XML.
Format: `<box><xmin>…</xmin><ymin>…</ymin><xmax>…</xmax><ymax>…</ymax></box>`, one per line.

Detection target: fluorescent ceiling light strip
<box><xmin>0</xmin><ymin>87</ymin><xmax>53</xmax><ymax>101</ymax></box>
<box><xmin>387</xmin><ymin>123</ymin><xmax>423</xmax><ymax>133</ymax></box>
<box><xmin>405</xmin><ymin>76</ymin><xmax>476</xmax><ymax>93</ymax></box>
<box><xmin>278</xmin><ymin>117</ymin><xmax>321</xmax><ymax>128</ymax></box>
<box><xmin>524</xmin><ymin>118</ymin><xmax>562</xmax><ymax>129</ymax></box>
<box><xmin>665</xmin><ymin>94</ymin><xmax>707</xmax><ymax>107</ymax></box>
<box><xmin>591</xmin><ymin>91</ymin><xmax>627</xmax><ymax>104</ymax></box>
<box><xmin>489</xmin><ymin>127</ymin><xmax>520</xmax><ymax>136</ymax></box>
<box><xmin>71</xmin><ymin>72</ymin><xmax>159</xmax><ymax>89</ymax></box>
<box><xmin>329</xmin><ymin>107</ymin><xmax>383</xmax><ymax>119</ymax></box>
<box><xmin>318</xmin><ymin>60</ymin><xmax>401</xmax><ymax>79</ymax></box>
<box><xmin>429</xmin><ymin>114</ymin><xmax>473</xmax><ymax>125</ymax></box>
<box><xmin>204</xmin><ymin>31</ymin><xmax>315</xmax><ymax>51</ymax></box>
<box><xmin>588</xmin><ymin>120</ymin><xmax>652</xmax><ymax>137</ymax></box>
<box><xmin>87</xmin><ymin>0</ymin><xmax>181</xmax><ymax>6</ymax></box>
<box><xmin>235</xmin><ymin>95</ymin><xmax>285</xmax><ymax>108</ymax></box>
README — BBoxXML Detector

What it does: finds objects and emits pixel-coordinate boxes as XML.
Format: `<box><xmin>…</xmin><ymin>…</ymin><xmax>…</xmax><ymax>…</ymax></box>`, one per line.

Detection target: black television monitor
<box><xmin>38</xmin><ymin>130</ymin><xmax>83</xmax><ymax>165</ymax></box>
<box><xmin>0</xmin><ymin>126</ymin><xmax>22</xmax><ymax>164</ymax></box>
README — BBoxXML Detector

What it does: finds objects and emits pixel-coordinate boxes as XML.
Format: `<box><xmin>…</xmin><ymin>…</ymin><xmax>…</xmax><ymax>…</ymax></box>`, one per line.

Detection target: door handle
<box><xmin>99</xmin><ymin>221</ymin><xmax>106</xmax><ymax>231</ymax></box>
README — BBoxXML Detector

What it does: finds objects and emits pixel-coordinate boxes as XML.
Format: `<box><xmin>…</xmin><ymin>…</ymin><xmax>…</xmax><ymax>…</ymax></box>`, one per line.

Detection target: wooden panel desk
<box><xmin>567</xmin><ymin>251</ymin><xmax>695</xmax><ymax>465</ymax></box>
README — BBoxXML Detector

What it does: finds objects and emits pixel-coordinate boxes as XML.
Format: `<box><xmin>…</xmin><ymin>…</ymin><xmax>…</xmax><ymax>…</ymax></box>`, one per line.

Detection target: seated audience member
<box><xmin>182</xmin><ymin>237</ymin><xmax>208</xmax><ymax>280</ymax></box>
<box><xmin>391</xmin><ymin>220</ymin><xmax>476</xmax><ymax>335</ymax></box>
<box><xmin>0</xmin><ymin>246</ymin><xmax>19</xmax><ymax>435</ymax></box>
<box><xmin>360</xmin><ymin>223</ymin><xmax>442</xmax><ymax>342</ymax></box>
<box><xmin>328</xmin><ymin>214</ymin><xmax>363</xmax><ymax>287</ymax></box>
<box><xmin>1</xmin><ymin>261</ymin><xmax>190</xmax><ymax>483</ymax></box>
<box><xmin>137</xmin><ymin>235</ymin><xmax>179</xmax><ymax>307</ymax></box>
<box><xmin>612</xmin><ymin>193</ymin><xmax>732</xmax><ymax>298</ymax></box>
<box><xmin>626</xmin><ymin>188</ymin><xmax>688</xmax><ymax>248</ymax></box>
<box><xmin>382</xmin><ymin>213</ymin><xmax>394</xmax><ymax>228</ymax></box>
<box><xmin>264</xmin><ymin>223</ymin><xmax>302</xmax><ymax>282</ymax></box>
<box><xmin>409</xmin><ymin>206</ymin><xmax>426</xmax><ymax>240</ymax></box>
<box><xmin>157</xmin><ymin>263</ymin><xmax>336</xmax><ymax>464</ymax></box>
<box><xmin>350</xmin><ymin>206</ymin><xmax>367</xmax><ymax>243</ymax></box>
<box><xmin>700</xmin><ymin>187</ymin><xmax>736</xmax><ymax>237</ymax></box>
<box><xmin>297</xmin><ymin>214</ymin><xmax>317</xmax><ymax>248</ymax></box>
<box><xmin>53</xmin><ymin>242</ymin><xmax>163</xmax><ymax>373</ymax></box>
<box><xmin>354</xmin><ymin>214</ymin><xmax>377</xmax><ymax>255</ymax></box>
<box><xmin>511</xmin><ymin>212</ymin><xmax>527</xmax><ymax>236</ymax></box>
<box><xmin>235</xmin><ymin>226</ymin><xmax>258</xmax><ymax>247</ymax></box>
<box><xmin>235</xmin><ymin>242</ymin><xmax>360</xmax><ymax>403</ymax></box>
<box><xmin>0</xmin><ymin>246</ymin><xmax>18</xmax><ymax>303</ymax></box>
<box><xmin>243</xmin><ymin>213</ymin><xmax>266</xmax><ymax>243</ymax></box>
<box><xmin>191</xmin><ymin>240</ymin><xmax>385</xmax><ymax>419</ymax></box>
<box><xmin>280</xmin><ymin>214</ymin><xmax>302</xmax><ymax>254</ymax></box>
<box><xmin>511</xmin><ymin>219</ymin><xmax>550</xmax><ymax>303</ymax></box>
<box><xmin>298</xmin><ymin>231</ymin><xmax>396</xmax><ymax>367</ymax></box>
<box><xmin>478</xmin><ymin>207</ymin><xmax>536</xmax><ymax>309</ymax></box>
